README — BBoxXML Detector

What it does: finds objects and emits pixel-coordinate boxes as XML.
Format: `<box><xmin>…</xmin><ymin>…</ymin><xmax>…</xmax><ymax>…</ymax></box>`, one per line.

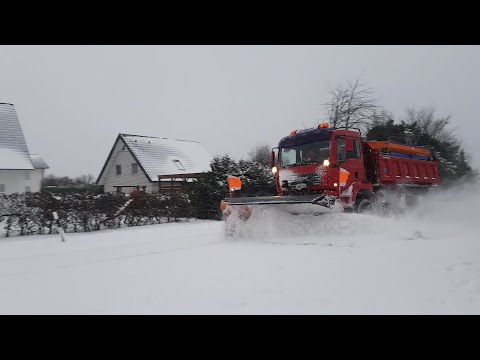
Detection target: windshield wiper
<box><xmin>283</xmin><ymin>161</ymin><xmax>320</xmax><ymax>168</ymax></box>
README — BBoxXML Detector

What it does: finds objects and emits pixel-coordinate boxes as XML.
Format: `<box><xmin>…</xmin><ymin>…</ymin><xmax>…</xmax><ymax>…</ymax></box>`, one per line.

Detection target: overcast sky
<box><xmin>1</xmin><ymin>45</ymin><xmax>479</xmax><ymax>177</ymax></box>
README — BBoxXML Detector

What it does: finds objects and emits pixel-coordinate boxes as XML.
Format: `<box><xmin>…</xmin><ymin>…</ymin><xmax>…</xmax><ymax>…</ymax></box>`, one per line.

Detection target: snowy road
<box><xmin>1</xmin><ymin>187</ymin><xmax>480</xmax><ymax>314</ymax></box>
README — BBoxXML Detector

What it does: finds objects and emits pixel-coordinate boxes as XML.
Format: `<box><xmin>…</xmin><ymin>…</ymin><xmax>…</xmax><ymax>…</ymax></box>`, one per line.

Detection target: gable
<box><xmin>96</xmin><ymin>136</ymin><xmax>151</xmax><ymax>185</ymax></box>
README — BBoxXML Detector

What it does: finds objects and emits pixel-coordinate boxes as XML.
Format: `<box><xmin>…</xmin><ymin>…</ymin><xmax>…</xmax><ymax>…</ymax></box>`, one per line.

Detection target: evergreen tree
<box><xmin>186</xmin><ymin>153</ymin><xmax>277</xmax><ymax>220</ymax></box>
<box><xmin>186</xmin><ymin>155</ymin><xmax>238</xmax><ymax>220</ymax></box>
<box><xmin>238</xmin><ymin>160</ymin><xmax>276</xmax><ymax>197</ymax></box>
<box><xmin>367</xmin><ymin>119</ymin><xmax>407</xmax><ymax>143</ymax></box>
<box><xmin>365</xmin><ymin>107</ymin><xmax>477</xmax><ymax>183</ymax></box>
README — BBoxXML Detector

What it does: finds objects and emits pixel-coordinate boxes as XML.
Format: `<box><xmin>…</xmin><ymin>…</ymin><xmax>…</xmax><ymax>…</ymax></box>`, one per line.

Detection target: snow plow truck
<box><xmin>220</xmin><ymin>123</ymin><xmax>439</xmax><ymax>232</ymax></box>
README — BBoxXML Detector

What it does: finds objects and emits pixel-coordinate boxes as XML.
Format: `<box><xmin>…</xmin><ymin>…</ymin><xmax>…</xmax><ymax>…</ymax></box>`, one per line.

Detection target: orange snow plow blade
<box><xmin>221</xmin><ymin>195</ymin><xmax>341</xmax><ymax>237</ymax></box>
<box><xmin>221</xmin><ymin>194</ymin><xmax>338</xmax><ymax>220</ymax></box>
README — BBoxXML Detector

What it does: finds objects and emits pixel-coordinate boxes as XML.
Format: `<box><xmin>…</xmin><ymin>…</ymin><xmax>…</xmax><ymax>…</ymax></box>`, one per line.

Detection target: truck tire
<box><xmin>355</xmin><ymin>198</ymin><xmax>374</xmax><ymax>214</ymax></box>
<box><xmin>405</xmin><ymin>193</ymin><xmax>418</xmax><ymax>208</ymax></box>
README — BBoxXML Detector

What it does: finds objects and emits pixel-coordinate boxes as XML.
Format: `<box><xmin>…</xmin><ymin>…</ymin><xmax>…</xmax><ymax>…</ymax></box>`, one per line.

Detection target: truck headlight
<box><xmin>323</xmin><ymin>159</ymin><xmax>330</xmax><ymax>166</ymax></box>
<box><xmin>272</xmin><ymin>166</ymin><xmax>278</xmax><ymax>174</ymax></box>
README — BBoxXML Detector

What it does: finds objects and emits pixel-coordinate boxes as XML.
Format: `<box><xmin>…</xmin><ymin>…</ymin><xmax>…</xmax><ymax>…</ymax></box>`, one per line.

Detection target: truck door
<box><xmin>344</xmin><ymin>137</ymin><xmax>364</xmax><ymax>182</ymax></box>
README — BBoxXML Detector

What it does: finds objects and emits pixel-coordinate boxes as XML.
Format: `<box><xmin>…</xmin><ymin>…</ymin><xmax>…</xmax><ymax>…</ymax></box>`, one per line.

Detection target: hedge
<box><xmin>0</xmin><ymin>191</ymin><xmax>195</xmax><ymax>238</ymax></box>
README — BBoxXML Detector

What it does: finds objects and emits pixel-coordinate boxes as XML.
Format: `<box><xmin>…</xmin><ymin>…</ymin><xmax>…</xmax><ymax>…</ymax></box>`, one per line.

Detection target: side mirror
<box><xmin>345</xmin><ymin>138</ymin><xmax>355</xmax><ymax>159</ymax></box>
<box><xmin>271</xmin><ymin>147</ymin><xmax>279</xmax><ymax>168</ymax></box>
<box><xmin>345</xmin><ymin>138</ymin><xmax>354</xmax><ymax>153</ymax></box>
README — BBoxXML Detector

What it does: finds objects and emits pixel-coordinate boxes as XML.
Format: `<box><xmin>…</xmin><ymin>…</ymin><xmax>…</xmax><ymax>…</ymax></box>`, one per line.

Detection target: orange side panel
<box><xmin>366</xmin><ymin>141</ymin><xmax>431</xmax><ymax>157</ymax></box>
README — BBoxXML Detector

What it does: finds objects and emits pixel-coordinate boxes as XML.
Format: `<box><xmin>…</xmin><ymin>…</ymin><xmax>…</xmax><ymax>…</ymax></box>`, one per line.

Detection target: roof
<box><xmin>97</xmin><ymin>133</ymin><xmax>213</xmax><ymax>183</ymax></box>
<box><xmin>122</xmin><ymin>134</ymin><xmax>212</xmax><ymax>181</ymax></box>
<box><xmin>0</xmin><ymin>148</ymin><xmax>33</xmax><ymax>169</ymax></box>
<box><xmin>279</xmin><ymin>128</ymin><xmax>333</xmax><ymax>148</ymax></box>
<box><xmin>30</xmin><ymin>154</ymin><xmax>49</xmax><ymax>169</ymax></box>
<box><xmin>0</xmin><ymin>103</ymin><xmax>34</xmax><ymax>170</ymax></box>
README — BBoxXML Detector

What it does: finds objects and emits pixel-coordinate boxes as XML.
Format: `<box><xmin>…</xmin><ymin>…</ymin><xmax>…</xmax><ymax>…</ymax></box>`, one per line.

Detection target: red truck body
<box><xmin>363</xmin><ymin>141</ymin><xmax>439</xmax><ymax>187</ymax></box>
<box><xmin>274</xmin><ymin>125</ymin><xmax>438</xmax><ymax>211</ymax></box>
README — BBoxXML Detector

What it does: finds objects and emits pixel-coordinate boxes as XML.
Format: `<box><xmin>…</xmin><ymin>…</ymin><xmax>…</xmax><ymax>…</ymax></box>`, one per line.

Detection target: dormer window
<box><xmin>172</xmin><ymin>159</ymin><xmax>185</xmax><ymax>171</ymax></box>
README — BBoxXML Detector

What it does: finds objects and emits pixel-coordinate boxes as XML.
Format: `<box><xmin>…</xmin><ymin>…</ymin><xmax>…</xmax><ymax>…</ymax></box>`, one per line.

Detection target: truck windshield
<box><xmin>280</xmin><ymin>140</ymin><xmax>331</xmax><ymax>167</ymax></box>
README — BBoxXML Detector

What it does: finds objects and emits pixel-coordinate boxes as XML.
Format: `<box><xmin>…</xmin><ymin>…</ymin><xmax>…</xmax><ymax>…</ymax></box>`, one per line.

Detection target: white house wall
<box><xmin>98</xmin><ymin>138</ymin><xmax>155</xmax><ymax>193</ymax></box>
<box><xmin>0</xmin><ymin>169</ymin><xmax>44</xmax><ymax>195</ymax></box>
<box><xmin>30</xmin><ymin>169</ymin><xmax>45</xmax><ymax>193</ymax></box>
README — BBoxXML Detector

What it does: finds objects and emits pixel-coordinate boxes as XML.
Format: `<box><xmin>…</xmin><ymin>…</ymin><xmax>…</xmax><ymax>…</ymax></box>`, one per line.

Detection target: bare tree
<box><xmin>42</xmin><ymin>174</ymin><xmax>96</xmax><ymax>188</ymax></box>
<box><xmin>403</xmin><ymin>107</ymin><xmax>456</xmax><ymax>144</ymax></box>
<box><xmin>75</xmin><ymin>174</ymin><xmax>95</xmax><ymax>185</ymax></box>
<box><xmin>401</xmin><ymin>107</ymin><xmax>477</xmax><ymax>180</ymax></box>
<box><xmin>325</xmin><ymin>78</ymin><xmax>380</xmax><ymax>132</ymax></box>
<box><xmin>370</xmin><ymin>107</ymin><xmax>395</xmax><ymax>127</ymax></box>
<box><xmin>248</xmin><ymin>144</ymin><xmax>272</xmax><ymax>167</ymax></box>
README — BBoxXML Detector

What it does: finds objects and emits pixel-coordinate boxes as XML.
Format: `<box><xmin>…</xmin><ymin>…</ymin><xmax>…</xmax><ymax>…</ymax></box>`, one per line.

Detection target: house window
<box><xmin>116</xmin><ymin>165</ymin><xmax>122</xmax><ymax>175</ymax></box>
<box><xmin>25</xmin><ymin>186</ymin><xmax>31</xmax><ymax>193</ymax></box>
<box><xmin>132</xmin><ymin>163</ymin><xmax>138</xmax><ymax>174</ymax></box>
<box><xmin>25</xmin><ymin>170</ymin><xmax>31</xmax><ymax>180</ymax></box>
<box><xmin>121</xmin><ymin>145</ymin><xmax>127</xmax><ymax>151</ymax></box>
<box><xmin>0</xmin><ymin>184</ymin><xmax>5</xmax><ymax>193</ymax></box>
<box><xmin>172</xmin><ymin>159</ymin><xmax>185</xmax><ymax>171</ymax></box>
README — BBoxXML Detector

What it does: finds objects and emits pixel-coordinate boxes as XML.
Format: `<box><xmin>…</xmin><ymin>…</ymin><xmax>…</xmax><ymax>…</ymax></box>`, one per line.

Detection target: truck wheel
<box><xmin>405</xmin><ymin>194</ymin><xmax>418</xmax><ymax>208</ymax></box>
<box><xmin>356</xmin><ymin>198</ymin><xmax>374</xmax><ymax>214</ymax></box>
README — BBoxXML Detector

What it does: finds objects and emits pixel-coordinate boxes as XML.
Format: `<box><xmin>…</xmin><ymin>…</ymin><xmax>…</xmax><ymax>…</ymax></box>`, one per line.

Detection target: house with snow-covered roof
<box><xmin>96</xmin><ymin>133</ymin><xmax>212</xmax><ymax>193</ymax></box>
<box><xmin>0</xmin><ymin>103</ymin><xmax>49</xmax><ymax>195</ymax></box>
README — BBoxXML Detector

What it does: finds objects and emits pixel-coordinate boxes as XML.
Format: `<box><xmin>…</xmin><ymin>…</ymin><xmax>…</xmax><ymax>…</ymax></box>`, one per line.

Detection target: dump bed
<box><xmin>364</xmin><ymin>141</ymin><xmax>439</xmax><ymax>186</ymax></box>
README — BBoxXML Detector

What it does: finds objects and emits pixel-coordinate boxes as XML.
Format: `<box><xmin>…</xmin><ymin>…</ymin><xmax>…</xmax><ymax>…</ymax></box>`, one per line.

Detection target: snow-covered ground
<box><xmin>1</xmin><ymin>185</ymin><xmax>480</xmax><ymax>314</ymax></box>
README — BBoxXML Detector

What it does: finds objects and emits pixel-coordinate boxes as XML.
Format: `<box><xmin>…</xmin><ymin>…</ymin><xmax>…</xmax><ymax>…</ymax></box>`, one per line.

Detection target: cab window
<box><xmin>337</xmin><ymin>138</ymin><xmax>346</xmax><ymax>161</ymax></box>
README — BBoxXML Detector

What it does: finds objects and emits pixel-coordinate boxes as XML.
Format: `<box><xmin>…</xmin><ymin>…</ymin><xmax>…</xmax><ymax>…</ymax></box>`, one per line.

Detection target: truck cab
<box><xmin>273</xmin><ymin>124</ymin><xmax>371</xmax><ymax>209</ymax></box>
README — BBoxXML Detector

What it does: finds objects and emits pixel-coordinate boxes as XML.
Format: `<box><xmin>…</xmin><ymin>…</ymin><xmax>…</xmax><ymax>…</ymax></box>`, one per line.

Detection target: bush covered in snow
<box><xmin>0</xmin><ymin>153</ymin><xmax>278</xmax><ymax>236</ymax></box>
<box><xmin>185</xmin><ymin>155</ymin><xmax>277</xmax><ymax>220</ymax></box>
<box><xmin>0</xmin><ymin>191</ymin><xmax>194</xmax><ymax>238</ymax></box>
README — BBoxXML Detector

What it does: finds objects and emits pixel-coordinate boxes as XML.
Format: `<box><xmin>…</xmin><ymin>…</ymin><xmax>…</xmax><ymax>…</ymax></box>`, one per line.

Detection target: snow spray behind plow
<box><xmin>225</xmin><ymin>205</ymin><xmax>381</xmax><ymax>243</ymax></box>
<box><xmin>223</xmin><ymin>183</ymin><xmax>480</xmax><ymax>245</ymax></box>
